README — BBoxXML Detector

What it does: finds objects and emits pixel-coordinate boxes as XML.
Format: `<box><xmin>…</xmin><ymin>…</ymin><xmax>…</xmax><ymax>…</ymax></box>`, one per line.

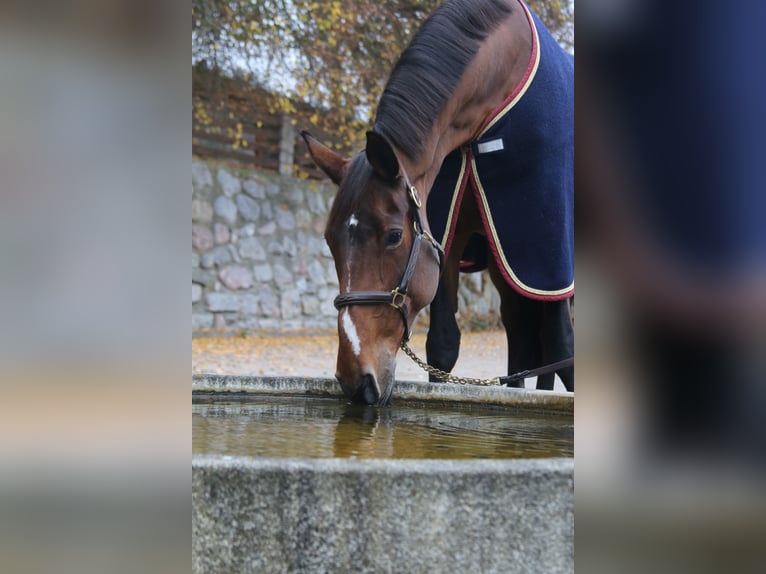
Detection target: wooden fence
<box><xmin>192</xmin><ymin>69</ymin><xmax>347</xmax><ymax>180</ymax></box>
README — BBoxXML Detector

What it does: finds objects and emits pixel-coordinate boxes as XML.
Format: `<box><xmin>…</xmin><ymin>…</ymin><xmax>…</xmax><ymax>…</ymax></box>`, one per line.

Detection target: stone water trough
<box><xmin>192</xmin><ymin>375</ymin><xmax>573</xmax><ymax>573</ymax></box>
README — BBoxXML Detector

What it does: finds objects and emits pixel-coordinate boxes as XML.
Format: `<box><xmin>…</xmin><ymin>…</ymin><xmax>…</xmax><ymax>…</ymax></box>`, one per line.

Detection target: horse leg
<box><xmin>539</xmin><ymin>297</ymin><xmax>575</xmax><ymax>392</ymax></box>
<box><xmin>426</xmin><ymin>259</ymin><xmax>461</xmax><ymax>381</ymax></box>
<box><xmin>486</xmin><ymin>263</ymin><xmax>542</xmax><ymax>388</ymax></box>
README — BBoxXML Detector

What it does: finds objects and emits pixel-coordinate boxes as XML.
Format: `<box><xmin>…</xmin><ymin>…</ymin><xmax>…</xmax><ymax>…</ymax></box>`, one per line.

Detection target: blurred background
<box><xmin>576</xmin><ymin>0</ymin><xmax>766</xmax><ymax>571</ymax></box>
<box><xmin>1</xmin><ymin>0</ymin><xmax>765</xmax><ymax>572</ymax></box>
<box><xmin>0</xmin><ymin>1</ymin><xmax>189</xmax><ymax>573</ymax></box>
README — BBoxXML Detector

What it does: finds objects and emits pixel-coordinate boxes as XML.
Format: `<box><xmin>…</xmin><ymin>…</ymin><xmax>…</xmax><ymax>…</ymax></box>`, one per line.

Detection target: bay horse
<box><xmin>303</xmin><ymin>0</ymin><xmax>573</xmax><ymax>405</ymax></box>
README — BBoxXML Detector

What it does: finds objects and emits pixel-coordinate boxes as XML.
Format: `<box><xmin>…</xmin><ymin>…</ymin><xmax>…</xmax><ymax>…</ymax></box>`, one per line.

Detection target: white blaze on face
<box><xmin>339</xmin><ymin>213</ymin><xmax>362</xmax><ymax>357</ymax></box>
<box><xmin>340</xmin><ymin>309</ymin><xmax>361</xmax><ymax>357</ymax></box>
<box><xmin>344</xmin><ymin>213</ymin><xmax>357</xmax><ymax>293</ymax></box>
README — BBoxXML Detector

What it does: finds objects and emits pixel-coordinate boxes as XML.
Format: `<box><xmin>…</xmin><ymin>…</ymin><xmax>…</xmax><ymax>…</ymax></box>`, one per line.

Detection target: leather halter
<box><xmin>333</xmin><ymin>175</ymin><xmax>444</xmax><ymax>343</ymax></box>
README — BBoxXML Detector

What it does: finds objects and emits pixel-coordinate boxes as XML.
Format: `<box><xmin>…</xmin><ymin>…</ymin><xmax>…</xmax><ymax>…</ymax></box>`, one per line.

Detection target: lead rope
<box><xmin>400</xmin><ymin>339</ymin><xmax>574</xmax><ymax>387</ymax></box>
<box><xmin>400</xmin><ymin>340</ymin><xmax>502</xmax><ymax>386</ymax></box>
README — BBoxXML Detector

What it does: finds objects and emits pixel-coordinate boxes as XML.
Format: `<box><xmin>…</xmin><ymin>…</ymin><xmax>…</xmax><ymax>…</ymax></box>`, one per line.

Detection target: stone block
<box><xmin>295</xmin><ymin>208</ymin><xmax>311</xmax><ymax>229</ymax></box>
<box><xmin>239</xmin><ymin>293</ymin><xmax>259</xmax><ymax>315</ymax></box>
<box><xmin>192</xmin><ymin>224</ymin><xmax>214</xmax><ymax>251</ymax></box>
<box><xmin>192</xmin><ymin>199</ymin><xmax>213</xmax><ymax>223</ymax></box>
<box><xmin>200</xmin><ymin>246</ymin><xmax>232</xmax><ymax>269</ymax></box>
<box><xmin>191</xmin><ymin>161</ymin><xmax>213</xmax><ymax>188</ymax></box>
<box><xmin>284</xmin><ymin>187</ymin><xmax>304</xmax><ymax>206</ymax></box>
<box><xmin>219</xmin><ymin>265</ymin><xmax>253</xmax><ymax>290</ymax></box>
<box><xmin>191</xmin><ymin>313</ymin><xmax>213</xmax><ymax>330</ymax></box>
<box><xmin>242</xmin><ymin>179</ymin><xmax>265</xmax><ymax>199</ymax></box>
<box><xmin>192</xmin><ymin>283</ymin><xmax>202</xmax><ymax>303</ymax></box>
<box><xmin>275</xmin><ymin>206</ymin><xmax>296</xmax><ymax>230</ymax></box>
<box><xmin>313</xmin><ymin>217</ymin><xmax>326</xmax><ymax>235</ymax></box>
<box><xmin>213</xmin><ymin>223</ymin><xmax>230</xmax><ymax>245</ymax></box>
<box><xmin>260</xmin><ymin>200</ymin><xmax>273</xmax><ymax>221</ymax></box>
<box><xmin>307</xmin><ymin>260</ymin><xmax>327</xmax><ymax>286</ymax></box>
<box><xmin>282</xmin><ymin>236</ymin><xmax>297</xmax><ymax>257</ymax></box>
<box><xmin>259</xmin><ymin>287</ymin><xmax>280</xmax><ymax>317</ymax></box>
<box><xmin>306</xmin><ymin>190</ymin><xmax>326</xmax><ymax>215</ymax></box>
<box><xmin>258</xmin><ymin>221</ymin><xmax>277</xmax><ymax>236</ymax></box>
<box><xmin>226</xmin><ymin>244</ymin><xmax>242</xmax><ymax>263</ymax></box>
<box><xmin>273</xmin><ymin>264</ymin><xmax>292</xmax><ymax>285</ymax></box>
<box><xmin>213</xmin><ymin>314</ymin><xmax>227</xmax><ymax>329</ymax></box>
<box><xmin>217</xmin><ymin>168</ymin><xmax>241</xmax><ymax>197</ymax></box>
<box><xmin>301</xmin><ymin>295</ymin><xmax>320</xmax><ymax>316</ymax></box>
<box><xmin>257</xmin><ymin>318</ymin><xmax>280</xmax><ymax>330</ymax></box>
<box><xmin>192</xmin><ymin>268</ymin><xmax>215</xmax><ymax>286</ymax></box>
<box><xmin>235</xmin><ymin>194</ymin><xmax>260</xmax><ymax>222</ymax></box>
<box><xmin>253</xmin><ymin>264</ymin><xmax>273</xmax><ymax>283</ymax></box>
<box><xmin>213</xmin><ymin>196</ymin><xmax>237</xmax><ymax>225</ymax></box>
<box><xmin>268</xmin><ymin>241</ymin><xmax>283</xmax><ymax>256</ymax></box>
<box><xmin>280</xmin><ymin>289</ymin><xmax>301</xmax><ymax>319</ymax></box>
<box><xmin>205</xmin><ymin>293</ymin><xmax>240</xmax><ymax>312</ymax></box>
<box><xmin>265</xmin><ymin>182</ymin><xmax>280</xmax><ymax>197</ymax></box>
<box><xmin>237</xmin><ymin>237</ymin><xmax>266</xmax><ymax>261</ymax></box>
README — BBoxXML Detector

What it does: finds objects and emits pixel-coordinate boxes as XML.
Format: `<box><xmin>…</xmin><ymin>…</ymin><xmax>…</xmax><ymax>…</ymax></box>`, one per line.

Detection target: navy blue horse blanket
<box><xmin>427</xmin><ymin>1</ymin><xmax>574</xmax><ymax>301</ymax></box>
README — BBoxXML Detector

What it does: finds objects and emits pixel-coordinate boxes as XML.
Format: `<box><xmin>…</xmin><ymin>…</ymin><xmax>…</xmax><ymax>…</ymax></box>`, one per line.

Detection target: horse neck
<box><xmin>400</xmin><ymin>6</ymin><xmax>532</xmax><ymax>203</ymax></box>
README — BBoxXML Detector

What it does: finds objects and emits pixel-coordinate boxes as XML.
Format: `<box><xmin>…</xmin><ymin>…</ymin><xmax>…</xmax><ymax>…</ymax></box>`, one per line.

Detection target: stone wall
<box><xmin>192</xmin><ymin>158</ymin><xmax>500</xmax><ymax>332</ymax></box>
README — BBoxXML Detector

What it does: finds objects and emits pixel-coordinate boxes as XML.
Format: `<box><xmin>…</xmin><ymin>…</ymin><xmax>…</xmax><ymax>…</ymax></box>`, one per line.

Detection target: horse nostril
<box><xmin>335</xmin><ymin>375</ymin><xmax>355</xmax><ymax>399</ymax></box>
<box><xmin>357</xmin><ymin>373</ymin><xmax>380</xmax><ymax>405</ymax></box>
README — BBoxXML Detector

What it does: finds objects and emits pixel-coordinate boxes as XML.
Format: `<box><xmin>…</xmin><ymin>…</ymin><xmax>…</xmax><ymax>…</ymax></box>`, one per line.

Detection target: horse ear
<box><xmin>301</xmin><ymin>131</ymin><xmax>348</xmax><ymax>186</ymax></box>
<box><xmin>366</xmin><ymin>130</ymin><xmax>401</xmax><ymax>182</ymax></box>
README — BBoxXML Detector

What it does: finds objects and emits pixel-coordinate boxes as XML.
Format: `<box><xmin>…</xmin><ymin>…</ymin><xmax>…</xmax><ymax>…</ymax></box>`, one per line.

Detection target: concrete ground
<box><xmin>192</xmin><ymin>328</ymin><xmax>568</xmax><ymax>391</ymax></box>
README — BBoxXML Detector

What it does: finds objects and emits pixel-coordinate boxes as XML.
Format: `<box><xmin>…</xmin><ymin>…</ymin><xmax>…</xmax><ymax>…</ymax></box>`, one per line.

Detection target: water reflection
<box><xmin>333</xmin><ymin>404</ymin><xmax>395</xmax><ymax>458</ymax></box>
<box><xmin>192</xmin><ymin>396</ymin><xmax>573</xmax><ymax>460</ymax></box>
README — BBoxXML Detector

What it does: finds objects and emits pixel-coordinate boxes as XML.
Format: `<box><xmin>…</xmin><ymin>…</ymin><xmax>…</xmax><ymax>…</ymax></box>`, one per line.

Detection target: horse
<box><xmin>302</xmin><ymin>0</ymin><xmax>573</xmax><ymax>405</ymax></box>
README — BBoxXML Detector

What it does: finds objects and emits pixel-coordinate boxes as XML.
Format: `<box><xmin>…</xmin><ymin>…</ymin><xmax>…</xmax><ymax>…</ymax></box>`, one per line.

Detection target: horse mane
<box><xmin>374</xmin><ymin>0</ymin><xmax>513</xmax><ymax>160</ymax></box>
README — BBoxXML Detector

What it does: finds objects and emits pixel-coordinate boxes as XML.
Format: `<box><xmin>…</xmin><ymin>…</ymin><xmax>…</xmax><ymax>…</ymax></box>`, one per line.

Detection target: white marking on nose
<box><xmin>348</xmin><ymin>213</ymin><xmax>358</xmax><ymax>228</ymax></box>
<box><xmin>341</xmin><ymin>309</ymin><xmax>361</xmax><ymax>357</ymax></box>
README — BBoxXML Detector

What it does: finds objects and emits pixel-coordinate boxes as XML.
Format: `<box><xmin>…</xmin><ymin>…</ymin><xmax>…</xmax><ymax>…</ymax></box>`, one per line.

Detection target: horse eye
<box><xmin>385</xmin><ymin>229</ymin><xmax>403</xmax><ymax>248</ymax></box>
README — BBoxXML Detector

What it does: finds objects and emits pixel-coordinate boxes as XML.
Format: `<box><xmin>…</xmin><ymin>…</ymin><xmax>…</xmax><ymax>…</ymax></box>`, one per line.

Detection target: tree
<box><xmin>192</xmin><ymin>0</ymin><xmax>573</xmax><ymax>153</ymax></box>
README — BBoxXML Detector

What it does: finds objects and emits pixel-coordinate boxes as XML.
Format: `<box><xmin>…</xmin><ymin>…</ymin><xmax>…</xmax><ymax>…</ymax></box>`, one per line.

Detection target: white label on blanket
<box><xmin>477</xmin><ymin>138</ymin><xmax>504</xmax><ymax>154</ymax></box>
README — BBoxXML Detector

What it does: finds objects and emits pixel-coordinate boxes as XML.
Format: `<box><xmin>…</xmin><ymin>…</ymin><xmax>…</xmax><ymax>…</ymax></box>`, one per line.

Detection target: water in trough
<box><xmin>193</xmin><ymin>395</ymin><xmax>573</xmax><ymax>459</ymax></box>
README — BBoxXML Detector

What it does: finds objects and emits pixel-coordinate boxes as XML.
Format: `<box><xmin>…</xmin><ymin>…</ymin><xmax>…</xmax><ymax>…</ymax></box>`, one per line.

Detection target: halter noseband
<box><xmin>333</xmin><ymin>176</ymin><xmax>444</xmax><ymax>342</ymax></box>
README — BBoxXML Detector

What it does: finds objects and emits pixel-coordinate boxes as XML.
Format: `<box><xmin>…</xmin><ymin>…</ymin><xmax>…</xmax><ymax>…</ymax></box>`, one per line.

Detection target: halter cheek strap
<box><xmin>333</xmin><ymin>178</ymin><xmax>444</xmax><ymax>343</ymax></box>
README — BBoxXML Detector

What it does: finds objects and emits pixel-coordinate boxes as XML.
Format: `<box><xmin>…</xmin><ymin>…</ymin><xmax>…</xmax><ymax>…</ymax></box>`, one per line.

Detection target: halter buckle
<box><xmin>390</xmin><ymin>287</ymin><xmax>407</xmax><ymax>309</ymax></box>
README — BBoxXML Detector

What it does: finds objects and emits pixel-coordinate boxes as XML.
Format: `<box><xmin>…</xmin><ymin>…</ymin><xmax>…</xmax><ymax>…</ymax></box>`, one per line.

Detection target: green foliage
<box><xmin>192</xmin><ymin>0</ymin><xmax>573</xmax><ymax>152</ymax></box>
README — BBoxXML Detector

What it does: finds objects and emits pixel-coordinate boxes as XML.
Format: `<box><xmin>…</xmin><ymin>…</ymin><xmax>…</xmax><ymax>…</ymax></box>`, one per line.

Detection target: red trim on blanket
<box><xmin>468</xmin><ymin>153</ymin><xmax>574</xmax><ymax>301</ymax></box>
<box><xmin>477</xmin><ymin>0</ymin><xmax>540</xmax><ymax>134</ymax></box>
<box><xmin>441</xmin><ymin>156</ymin><xmax>473</xmax><ymax>260</ymax></box>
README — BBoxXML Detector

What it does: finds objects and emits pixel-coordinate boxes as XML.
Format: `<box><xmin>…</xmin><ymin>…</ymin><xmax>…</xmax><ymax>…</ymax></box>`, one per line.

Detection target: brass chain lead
<box><xmin>400</xmin><ymin>340</ymin><xmax>502</xmax><ymax>386</ymax></box>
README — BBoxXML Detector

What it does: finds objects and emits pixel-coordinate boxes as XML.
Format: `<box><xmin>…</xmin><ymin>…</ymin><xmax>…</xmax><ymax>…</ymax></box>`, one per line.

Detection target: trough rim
<box><xmin>192</xmin><ymin>373</ymin><xmax>573</xmax><ymax>413</ymax></box>
<box><xmin>192</xmin><ymin>454</ymin><xmax>574</xmax><ymax>474</ymax></box>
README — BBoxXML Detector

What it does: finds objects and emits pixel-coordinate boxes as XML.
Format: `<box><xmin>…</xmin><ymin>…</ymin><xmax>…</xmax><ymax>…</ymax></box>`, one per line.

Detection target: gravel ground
<box><xmin>192</xmin><ymin>329</ymin><xmax>568</xmax><ymax>390</ymax></box>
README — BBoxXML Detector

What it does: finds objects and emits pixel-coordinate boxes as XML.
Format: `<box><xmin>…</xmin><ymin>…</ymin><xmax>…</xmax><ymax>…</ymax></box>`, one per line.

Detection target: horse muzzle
<box><xmin>337</xmin><ymin>372</ymin><xmax>393</xmax><ymax>406</ymax></box>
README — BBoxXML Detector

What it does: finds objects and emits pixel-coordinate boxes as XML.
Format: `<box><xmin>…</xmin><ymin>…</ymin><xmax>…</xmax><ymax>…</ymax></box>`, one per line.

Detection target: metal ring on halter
<box><xmin>409</xmin><ymin>185</ymin><xmax>421</xmax><ymax>208</ymax></box>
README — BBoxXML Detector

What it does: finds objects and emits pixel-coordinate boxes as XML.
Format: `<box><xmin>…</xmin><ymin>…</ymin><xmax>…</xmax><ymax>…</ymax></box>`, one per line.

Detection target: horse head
<box><xmin>302</xmin><ymin>130</ymin><xmax>442</xmax><ymax>405</ymax></box>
